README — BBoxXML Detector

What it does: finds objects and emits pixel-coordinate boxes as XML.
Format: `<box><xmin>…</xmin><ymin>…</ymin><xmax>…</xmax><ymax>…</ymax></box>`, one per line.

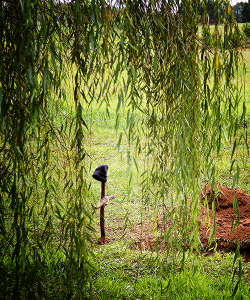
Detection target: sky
<box><xmin>230</xmin><ymin>0</ymin><xmax>248</xmax><ymax>5</ymax></box>
<box><xmin>58</xmin><ymin>0</ymin><xmax>249</xmax><ymax>8</ymax></box>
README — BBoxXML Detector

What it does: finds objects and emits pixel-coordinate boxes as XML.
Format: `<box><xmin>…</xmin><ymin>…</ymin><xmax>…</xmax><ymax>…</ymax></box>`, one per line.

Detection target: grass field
<box><xmin>19</xmin><ymin>36</ymin><xmax>249</xmax><ymax>298</ymax></box>
<box><xmin>59</xmin><ymin>43</ymin><xmax>250</xmax><ymax>297</ymax></box>
<box><xmin>3</xmin><ymin>24</ymin><xmax>250</xmax><ymax>299</ymax></box>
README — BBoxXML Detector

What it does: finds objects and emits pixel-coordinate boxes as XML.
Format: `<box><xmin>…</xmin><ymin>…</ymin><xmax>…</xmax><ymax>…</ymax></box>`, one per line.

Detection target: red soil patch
<box><xmin>96</xmin><ymin>183</ymin><xmax>250</xmax><ymax>261</ymax></box>
<box><xmin>199</xmin><ymin>182</ymin><xmax>250</xmax><ymax>251</ymax></box>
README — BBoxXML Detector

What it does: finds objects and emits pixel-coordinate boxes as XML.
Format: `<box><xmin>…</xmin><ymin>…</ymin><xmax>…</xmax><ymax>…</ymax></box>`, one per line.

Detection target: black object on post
<box><xmin>92</xmin><ymin>165</ymin><xmax>109</xmax><ymax>244</ymax></box>
<box><xmin>92</xmin><ymin>164</ymin><xmax>108</xmax><ymax>183</ymax></box>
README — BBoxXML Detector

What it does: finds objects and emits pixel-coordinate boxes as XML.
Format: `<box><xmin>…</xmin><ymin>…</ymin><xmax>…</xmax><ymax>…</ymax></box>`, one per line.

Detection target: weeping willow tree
<box><xmin>0</xmin><ymin>0</ymin><xmax>246</xmax><ymax>298</ymax></box>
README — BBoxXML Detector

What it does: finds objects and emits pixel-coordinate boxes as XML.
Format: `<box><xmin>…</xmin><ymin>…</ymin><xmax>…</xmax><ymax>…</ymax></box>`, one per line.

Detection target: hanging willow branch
<box><xmin>0</xmin><ymin>0</ymin><xmax>246</xmax><ymax>298</ymax></box>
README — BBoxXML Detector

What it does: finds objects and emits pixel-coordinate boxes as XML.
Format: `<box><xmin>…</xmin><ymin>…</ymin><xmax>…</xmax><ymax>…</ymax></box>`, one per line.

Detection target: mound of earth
<box><xmin>199</xmin><ymin>182</ymin><xmax>250</xmax><ymax>250</ymax></box>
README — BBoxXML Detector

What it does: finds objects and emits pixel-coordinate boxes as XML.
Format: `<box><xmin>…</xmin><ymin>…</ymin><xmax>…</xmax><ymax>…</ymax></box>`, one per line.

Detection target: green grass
<box><xmin>90</xmin><ymin>243</ymin><xmax>250</xmax><ymax>299</ymax></box>
<box><xmin>3</xmin><ymin>7</ymin><xmax>250</xmax><ymax>299</ymax></box>
<box><xmin>52</xmin><ymin>77</ymin><xmax>250</xmax><ymax>298</ymax></box>
<box><xmin>27</xmin><ymin>44</ymin><xmax>250</xmax><ymax>296</ymax></box>
<box><xmin>4</xmin><ymin>27</ymin><xmax>250</xmax><ymax>299</ymax></box>
<box><xmin>61</xmin><ymin>42</ymin><xmax>250</xmax><ymax>298</ymax></box>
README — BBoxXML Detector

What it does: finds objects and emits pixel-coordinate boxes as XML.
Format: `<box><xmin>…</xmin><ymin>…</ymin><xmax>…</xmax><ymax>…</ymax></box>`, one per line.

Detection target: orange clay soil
<box><xmin>199</xmin><ymin>182</ymin><xmax>250</xmax><ymax>250</ymax></box>
<box><xmin>96</xmin><ymin>182</ymin><xmax>250</xmax><ymax>260</ymax></box>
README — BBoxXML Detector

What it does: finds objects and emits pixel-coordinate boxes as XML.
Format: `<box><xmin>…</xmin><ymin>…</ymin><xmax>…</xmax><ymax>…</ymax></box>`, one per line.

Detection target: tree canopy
<box><xmin>233</xmin><ymin>0</ymin><xmax>250</xmax><ymax>22</ymax></box>
<box><xmin>0</xmin><ymin>0</ymin><xmax>246</xmax><ymax>298</ymax></box>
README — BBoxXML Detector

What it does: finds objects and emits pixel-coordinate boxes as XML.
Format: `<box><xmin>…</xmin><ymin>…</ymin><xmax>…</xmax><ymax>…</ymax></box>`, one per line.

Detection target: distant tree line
<box><xmin>196</xmin><ymin>0</ymin><xmax>228</xmax><ymax>24</ymax></box>
<box><xmin>196</xmin><ymin>0</ymin><xmax>250</xmax><ymax>24</ymax></box>
<box><xmin>233</xmin><ymin>1</ymin><xmax>250</xmax><ymax>23</ymax></box>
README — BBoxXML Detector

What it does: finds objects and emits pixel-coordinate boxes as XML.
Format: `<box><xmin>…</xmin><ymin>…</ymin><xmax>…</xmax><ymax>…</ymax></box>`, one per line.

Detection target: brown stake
<box><xmin>100</xmin><ymin>181</ymin><xmax>106</xmax><ymax>243</ymax></box>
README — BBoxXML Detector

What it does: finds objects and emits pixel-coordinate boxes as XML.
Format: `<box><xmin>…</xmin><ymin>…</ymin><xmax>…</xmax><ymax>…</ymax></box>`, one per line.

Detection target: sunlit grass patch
<box><xmin>91</xmin><ymin>245</ymin><xmax>250</xmax><ymax>299</ymax></box>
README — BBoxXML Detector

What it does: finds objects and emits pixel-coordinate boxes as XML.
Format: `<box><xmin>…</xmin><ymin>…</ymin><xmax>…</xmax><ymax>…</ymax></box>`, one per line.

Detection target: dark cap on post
<box><xmin>92</xmin><ymin>164</ymin><xmax>109</xmax><ymax>182</ymax></box>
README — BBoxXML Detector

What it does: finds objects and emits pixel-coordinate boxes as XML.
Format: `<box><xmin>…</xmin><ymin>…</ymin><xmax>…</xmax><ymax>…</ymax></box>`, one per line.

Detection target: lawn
<box><xmin>2</xmin><ymin>17</ymin><xmax>250</xmax><ymax>299</ymax></box>
<box><xmin>61</xmin><ymin>46</ymin><xmax>250</xmax><ymax>298</ymax></box>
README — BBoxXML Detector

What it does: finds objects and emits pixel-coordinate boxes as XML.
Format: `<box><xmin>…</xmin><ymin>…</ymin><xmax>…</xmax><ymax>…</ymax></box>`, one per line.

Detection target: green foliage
<box><xmin>234</xmin><ymin>2</ymin><xmax>244</xmax><ymax>23</ymax></box>
<box><xmin>0</xmin><ymin>0</ymin><xmax>248</xmax><ymax>298</ymax></box>
<box><xmin>243</xmin><ymin>23</ymin><xmax>250</xmax><ymax>38</ymax></box>
<box><xmin>242</xmin><ymin>2</ymin><xmax>250</xmax><ymax>22</ymax></box>
<box><xmin>233</xmin><ymin>2</ymin><xmax>250</xmax><ymax>23</ymax></box>
<box><xmin>0</xmin><ymin>1</ymin><xmax>93</xmax><ymax>297</ymax></box>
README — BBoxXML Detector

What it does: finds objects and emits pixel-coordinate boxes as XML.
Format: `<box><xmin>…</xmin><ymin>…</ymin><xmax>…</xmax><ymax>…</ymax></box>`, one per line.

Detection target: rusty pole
<box><xmin>100</xmin><ymin>181</ymin><xmax>106</xmax><ymax>242</ymax></box>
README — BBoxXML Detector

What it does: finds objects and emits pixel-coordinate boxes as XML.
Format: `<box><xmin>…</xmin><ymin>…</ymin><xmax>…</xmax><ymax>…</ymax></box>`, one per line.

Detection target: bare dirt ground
<box><xmin>199</xmin><ymin>183</ymin><xmax>250</xmax><ymax>254</ymax></box>
<box><xmin>97</xmin><ymin>182</ymin><xmax>250</xmax><ymax>261</ymax></box>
